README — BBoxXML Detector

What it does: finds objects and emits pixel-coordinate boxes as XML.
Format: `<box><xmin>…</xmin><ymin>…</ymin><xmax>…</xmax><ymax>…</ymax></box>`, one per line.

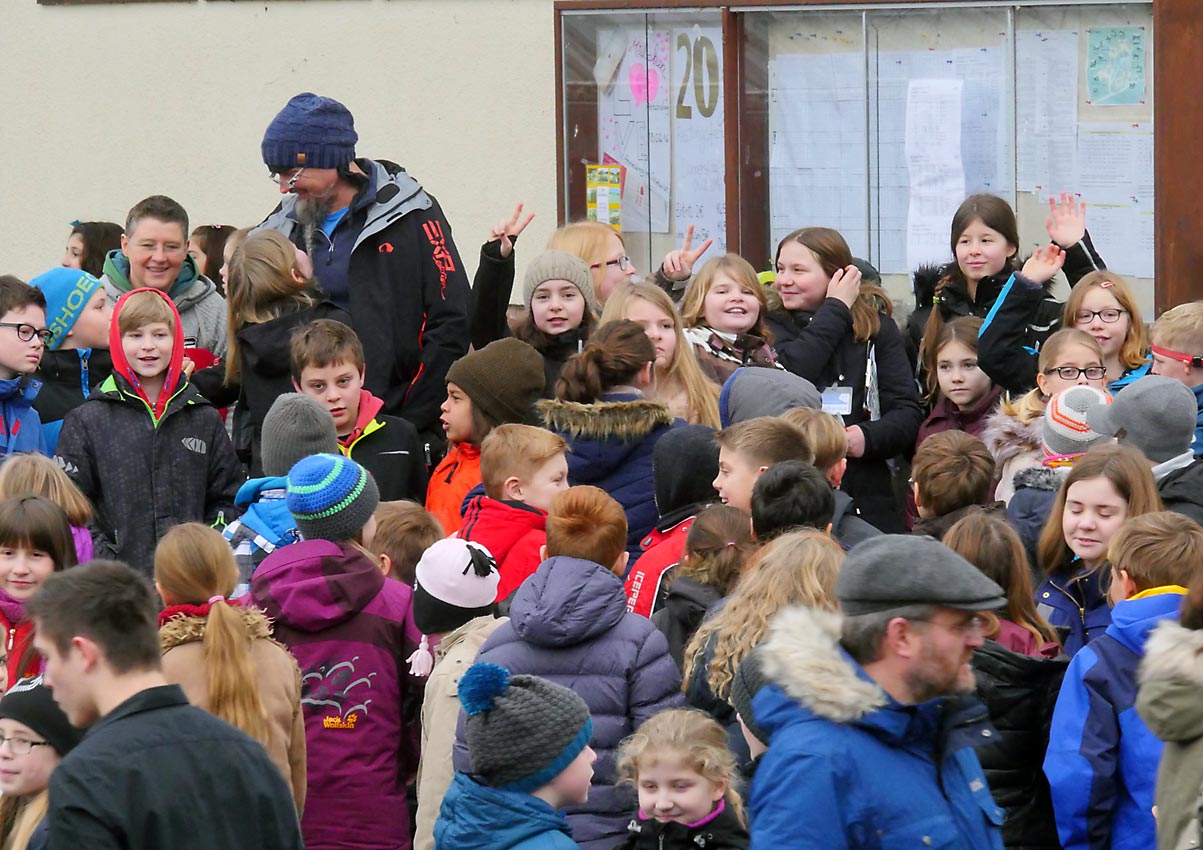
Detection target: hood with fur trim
<box><xmin>1010</xmin><ymin>465</ymin><xmax>1064</xmax><ymax>493</ymax></box>
<box><xmin>982</xmin><ymin>407</ymin><xmax>1043</xmax><ymax>473</ymax></box>
<box><xmin>537</xmin><ymin>394</ymin><xmax>674</xmax><ymax>441</ymax></box>
<box><xmin>1137</xmin><ymin>619</ymin><xmax>1203</xmax><ymax>743</ymax></box>
<box><xmin>159</xmin><ymin>604</ymin><xmax>275</xmax><ymax>651</ymax></box>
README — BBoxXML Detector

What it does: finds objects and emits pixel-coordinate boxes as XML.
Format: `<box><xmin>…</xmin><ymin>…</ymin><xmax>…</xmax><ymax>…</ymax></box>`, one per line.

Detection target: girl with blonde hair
<box><xmin>155</xmin><ymin>523</ymin><xmax>306</xmax><ymax>812</ymax></box>
<box><xmin>678</xmin><ymin>254</ymin><xmax>781</xmax><ymax>383</ymax></box>
<box><xmin>600</xmin><ymin>283</ymin><xmax>720</xmax><ymax>427</ymax></box>
<box><xmin>0</xmin><ymin>453</ymin><xmax>93</xmax><ymax>562</ymax></box>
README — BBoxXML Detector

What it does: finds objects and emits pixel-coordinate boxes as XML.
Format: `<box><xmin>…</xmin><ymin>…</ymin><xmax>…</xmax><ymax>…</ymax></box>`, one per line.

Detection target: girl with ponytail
<box><xmin>539</xmin><ymin>320</ymin><xmax>681</xmax><ymax>557</ymax></box>
<box><xmin>155</xmin><ymin>523</ymin><xmax>306</xmax><ymax>812</ymax></box>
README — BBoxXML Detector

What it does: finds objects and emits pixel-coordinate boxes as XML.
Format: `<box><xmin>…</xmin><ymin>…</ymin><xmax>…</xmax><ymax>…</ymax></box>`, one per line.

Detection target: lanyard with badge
<box><xmin>821</xmin><ymin>342</ymin><xmax>880</xmax><ymax>421</ymax></box>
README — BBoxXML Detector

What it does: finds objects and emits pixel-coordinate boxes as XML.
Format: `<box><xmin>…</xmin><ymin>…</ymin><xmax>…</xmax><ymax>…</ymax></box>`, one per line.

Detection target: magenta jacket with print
<box><xmin>252</xmin><ymin>539</ymin><xmax>421</xmax><ymax>850</ymax></box>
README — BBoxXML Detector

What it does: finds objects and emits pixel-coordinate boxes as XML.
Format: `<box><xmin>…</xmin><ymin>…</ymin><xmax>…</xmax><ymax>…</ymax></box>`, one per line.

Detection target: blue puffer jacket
<box><xmin>1044</xmin><ymin>589</ymin><xmax>1184</xmax><ymax>850</ymax></box>
<box><xmin>0</xmin><ymin>376</ymin><xmax>46</xmax><ymax>456</ymax></box>
<box><xmin>746</xmin><ymin>606</ymin><xmax>1005</xmax><ymax>850</ymax></box>
<box><xmin>538</xmin><ymin>393</ymin><xmax>679</xmax><ymax>559</ymax></box>
<box><xmin>1036</xmin><ymin>564</ymin><xmax>1112</xmax><ymax>658</ymax></box>
<box><xmin>455</xmin><ymin>555</ymin><xmax>683</xmax><ymax>850</ymax></box>
<box><xmin>435</xmin><ymin>772</ymin><xmax>579</xmax><ymax>850</ymax></box>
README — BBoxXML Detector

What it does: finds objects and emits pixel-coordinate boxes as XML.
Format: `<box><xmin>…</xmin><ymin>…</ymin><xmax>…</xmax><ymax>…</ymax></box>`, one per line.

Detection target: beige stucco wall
<box><xmin>2</xmin><ymin>0</ymin><xmax>559</xmax><ymax>285</ymax></box>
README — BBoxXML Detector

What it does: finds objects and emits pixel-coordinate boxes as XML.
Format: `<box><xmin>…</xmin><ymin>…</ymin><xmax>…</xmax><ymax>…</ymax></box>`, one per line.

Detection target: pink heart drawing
<box><xmin>629</xmin><ymin>64</ymin><xmax>659</xmax><ymax>105</ymax></box>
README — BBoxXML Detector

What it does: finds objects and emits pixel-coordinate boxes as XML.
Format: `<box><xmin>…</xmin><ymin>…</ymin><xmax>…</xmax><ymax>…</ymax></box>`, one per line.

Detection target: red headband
<box><xmin>1151</xmin><ymin>344</ymin><xmax>1203</xmax><ymax>367</ymax></box>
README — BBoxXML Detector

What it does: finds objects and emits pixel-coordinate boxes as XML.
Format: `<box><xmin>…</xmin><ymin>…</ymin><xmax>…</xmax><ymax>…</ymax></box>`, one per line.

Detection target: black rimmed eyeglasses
<box><xmin>0</xmin><ymin>323</ymin><xmax>52</xmax><ymax>344</ymax></box>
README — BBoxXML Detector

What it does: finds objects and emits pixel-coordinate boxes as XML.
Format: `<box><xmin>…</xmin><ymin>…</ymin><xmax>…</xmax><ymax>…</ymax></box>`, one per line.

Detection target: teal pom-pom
<box><xmin>459</xmin><ymin>663</ymin><xmax>510</xmax><ymax>716</ymax></box>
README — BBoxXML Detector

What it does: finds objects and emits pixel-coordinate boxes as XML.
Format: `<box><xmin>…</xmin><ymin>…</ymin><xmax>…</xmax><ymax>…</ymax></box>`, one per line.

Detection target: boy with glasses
<box><xmin>0</xmin><ymin>276</ymin><xmax>50</xmax><ymax>455</ymax></box>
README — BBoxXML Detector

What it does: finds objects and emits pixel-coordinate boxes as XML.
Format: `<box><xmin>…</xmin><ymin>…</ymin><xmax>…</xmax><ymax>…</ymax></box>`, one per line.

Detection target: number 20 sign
<box><xmin>676</xmin><ymin>33</ymin><xmax>720</xmax><ymax>120</ymax></box>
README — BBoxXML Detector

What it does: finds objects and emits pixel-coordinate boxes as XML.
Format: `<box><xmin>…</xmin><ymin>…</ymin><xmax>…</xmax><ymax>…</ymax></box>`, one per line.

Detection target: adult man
<box><xmin>744</xmin><ymin>535</ymin><xmax>1007</xmax><ymax>850</ymax></box>
<box><xmin>28</xmin><ymin>561</ymin><xmax>303</xmax><ymax>850</ymax></box>
<box><xmin>258</xmin><ymin>92</ymin><xmax>470</xmax><ymax>446</ymax></box>
<box><xmin>101</xmin><ymin>195</ymin><xmax>228</xmax><ymax>356</ymax></box>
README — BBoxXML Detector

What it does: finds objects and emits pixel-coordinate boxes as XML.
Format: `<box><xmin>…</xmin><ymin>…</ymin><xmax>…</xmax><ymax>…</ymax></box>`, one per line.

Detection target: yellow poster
<box><xmin>586</xmin><ymin>164</ymin><xmax>623</xmax><ymax>231</ymax></box>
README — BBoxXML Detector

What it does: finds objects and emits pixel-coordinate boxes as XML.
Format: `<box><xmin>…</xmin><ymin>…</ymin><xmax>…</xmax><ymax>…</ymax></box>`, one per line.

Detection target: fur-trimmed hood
<box><xmin>159</xmin><ymin>605</ymin><xmax>275</xmax><ymax>652</ymax></box>
<box><xmin>1137</xmin><ymin>619</ymin><xmax>1203</xmax><ymax>743</ymax></box>
<box><xmin>983</xmin><ymin>406</ymin><xmax>1042</xmax><ymax>470</ymax></box>
<box><xmin>911</xmin><ymin>264</ymin><xmax>944</xmax><ymax>310</ymax></box>
<box><xmin>537</xmin><ymin>394</ymin><xmax>674</xmax><ymax>441</ymax></box>
<box><xmin>1011</xmin><ymin>465</ymin><xmax>1064</xmax><ymax>493</ymax></box>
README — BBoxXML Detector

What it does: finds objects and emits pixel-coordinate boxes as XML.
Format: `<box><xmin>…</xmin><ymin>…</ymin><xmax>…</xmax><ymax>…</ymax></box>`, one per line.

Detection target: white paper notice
<box><xmin>1076</xmin><ymin>121</ymin><xmax>1154</xmax><ymax>278</ymax></box>
<box><xmin>767</xmin><ymin>52</ymin><xmax>869</xmax><ymax>256</ymax></box>
<box><xmin>1016</xmin><ymin>30</ymin><xmax>1080</xmax><ymax>192</ymax></box>
<box><xmin>905</xmin><ymin>79</ymin><xmax>966</xmax><ymax>271</ymax></box>
<box><xmin>672</xmin><ymin>26</ymin><xmax>726</xmax><ymax>255</ymax></box>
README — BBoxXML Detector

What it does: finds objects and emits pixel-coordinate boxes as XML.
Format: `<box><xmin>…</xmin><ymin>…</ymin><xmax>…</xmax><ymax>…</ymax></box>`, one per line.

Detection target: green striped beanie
<box><xmin>286</xmin><ymin>453</ymin><xmax>380</xmax><ymax>542</ymax></box>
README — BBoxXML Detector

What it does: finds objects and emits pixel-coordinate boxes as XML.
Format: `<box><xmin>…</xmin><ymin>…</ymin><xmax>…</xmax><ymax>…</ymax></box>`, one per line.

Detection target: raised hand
<box><xmin>1045</xmin><ymin>192</ymin><xmax>1086</xmax><ymax>248</ymax></box>
<box><xmin>489</xmin><ymin>203</ymin><xmax>535</xmax><ymax>259</ymax></box>
<box><xmin>1022</xmin><ymin>244</ymin><xmax>1067</xmax><ymax>284</ymax></box>
<box><xmin>827</xmin><ymin>264</ymin><xmax>863</xmax><ymax>308</ymax></box>
<box><xmin>661</xmin><ymin>224</ymin><xmax>714</xmax><ymax>281</ymax></box>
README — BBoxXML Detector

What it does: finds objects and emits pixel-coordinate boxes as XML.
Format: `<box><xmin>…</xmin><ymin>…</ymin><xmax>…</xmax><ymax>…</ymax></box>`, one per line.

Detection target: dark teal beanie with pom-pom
<box><xmin>459</xmin><ymin>662</ymin><xmax>593</xmax><ymax>791</ymax></box>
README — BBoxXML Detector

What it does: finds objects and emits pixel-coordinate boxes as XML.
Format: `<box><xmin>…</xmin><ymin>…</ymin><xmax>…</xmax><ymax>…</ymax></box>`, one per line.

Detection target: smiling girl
<box><xmin>1063</xmin><ymin>272</ymin><xmax>1150</xmax><ymax>391</ymax></box>
<box><xmin>512</xmin><ymin>250</ymin><xmax>600</xmax><ymax>396</ymax></box>
<box><xmin>678</xmin><ymin>255</ymin><xmax>781</xmax><ymax>384</ymax></box>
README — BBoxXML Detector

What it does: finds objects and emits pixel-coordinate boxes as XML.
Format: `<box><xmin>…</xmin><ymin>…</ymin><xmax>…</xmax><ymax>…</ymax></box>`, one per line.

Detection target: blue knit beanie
<box><xmin>29</xmin><ymin>268</ymin><xmax>102</xmax><ymax>351</ymax></box>
<box><xmin>262</xmin><ymin>93</ymin><xmax>358</xmax><ymax>171</ymax></box>
<box><xmin>286</xmin><ymin>453</ymin><xmax>379</xmax><ymax>542</ymax></box>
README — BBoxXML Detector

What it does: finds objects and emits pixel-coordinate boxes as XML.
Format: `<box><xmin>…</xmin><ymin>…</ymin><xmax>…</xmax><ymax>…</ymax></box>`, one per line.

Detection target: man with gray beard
<box><xmin>258</xmin><ymin>92</ymin><xmax>469</xmax><ymax>452</ymax></box>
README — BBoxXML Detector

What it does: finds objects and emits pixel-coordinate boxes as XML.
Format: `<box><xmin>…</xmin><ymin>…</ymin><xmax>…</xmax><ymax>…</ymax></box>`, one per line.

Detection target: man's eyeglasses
<box><xmin>0</xmin><ymin>735</ymin><xmax>49</xmax><ymax>756</ymax></box>
<box><xmin>0</xmin><ymin>323</ymin><xmax>52</xmax><ymax>345</ymax></box>
<box><xmin>268</xmin><ymin>168</ymin><xmax>306</xmax><ymax>190</ymax></box>
<box><xmin>1044</xmin><ymin>365</ymin><xmax>1107</xmax><ymax>381</ymax></box>
<box><xmin>592</xmin><ymin>255</ymin><xmax>632</xmax><ymax>272</ymax></box>
<box><xmin>1074</xmin><ymin>308</ymin><xmax>1128</xmax><ymax>324</ymax></box>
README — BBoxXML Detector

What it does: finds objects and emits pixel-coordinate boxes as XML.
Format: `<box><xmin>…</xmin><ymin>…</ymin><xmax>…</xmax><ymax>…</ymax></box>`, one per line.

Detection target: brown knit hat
<box><xmin>445</xmin><ymin>338</ymin><xmax>546</xmax><ymax>426</ymax></box>
<box><xmin>523</xmin><ymin>250</ymin><xmax>598</xmax><ymax>315</ymax></box>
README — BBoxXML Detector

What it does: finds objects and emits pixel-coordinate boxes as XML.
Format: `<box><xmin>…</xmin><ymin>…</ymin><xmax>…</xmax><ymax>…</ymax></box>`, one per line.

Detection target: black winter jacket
<box><xmin>55</xmin><ymin>373</ymin><xmax>243</xmax><ymax>576</ymax></box>
<box><xmin>342</xmin><ymin>413</ymin><xmax>428</xmax><ymax>502</ymax></box>
<box><xmin>765</xmin><ymin>299</ymin><xmax>922</xmax><ymax>532</ymax></box>
<box><xmin>618</xmin><ymin>800</ymin><xmax>749</xmax><ymax>850</ymax></box>
<box><xmin>469</xmin><ymin>238</ymin><xmax>517</xmax><ymax>350</ymax></box>
<box><xmin>47</xmin><ymin>685</ymin><xmax>303</xmax><ymax>850</ymax></box>
<box><xmin>1159</xmin><ymin>460</ymin><xmax>1203</xmax><ymax>527</ymax></box>
<box><xmin>33</xmin><ymin>347</ymin><xmax>114</xmax><ymax>425</ymax></box>
<box><xmin>972</xmin><ymin>640</ymin><xmax>1069</xmax><ymax>850</ymax></box>
<box><xmin>652</xmin><ymin>576</ymin><xmax>722</xmax><ymax>670</ymax></box>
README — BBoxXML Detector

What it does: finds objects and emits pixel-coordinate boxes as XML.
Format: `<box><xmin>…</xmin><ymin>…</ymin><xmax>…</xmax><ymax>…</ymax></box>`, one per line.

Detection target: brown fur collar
<box><xmin>982</xmin><ymin>408</ymin><xmax>1043</xmax><ymax>470</ymax></box>
<box><xmin>159</xmin><ymin>605</ymin><xmax>274</xmax><ymax>652</ymax></box>
<box><xmin>537</xmin><ymin>397</ymin><xmax>674</xmax><ymax>441</ymax></box>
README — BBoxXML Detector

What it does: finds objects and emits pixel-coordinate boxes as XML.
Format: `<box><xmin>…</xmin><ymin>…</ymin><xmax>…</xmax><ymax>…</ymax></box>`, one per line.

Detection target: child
<box><xmin>1036</xmin><ymin>444</ymin><xmax>1163</xmax><ymax>657</ymax></box>
<box><xmin>713</xmin><ymin>417</ymin><xmax>810</xmax><ymax>513</ymax></box>
<box><xmin>1046</xmin><ymin>511</ymin><xmax>1199</xmax><ymax>850</ymax></box>
<box><xmin>412</xmin><ymin>539</ymin><xmax>507</xmax><ymax>850</ymax></box>
<box><xmin>28</xmin><ymin>268</ymin><xmax>113</xmax><ymax>451</ymax></box>
<box><xmin>625</xmin><ymin>424</ymin><xmax>720</xmax><ymax>618</ymax></box>
<box><xmin>984</xmin><ymin>328</ymin><xmax>1107</xmax><ymax>504</ymax></box>
<box><xmin>513</xmin><ymin>250</ymin><xmax>599</xmax><ymax>394</ymax></box>
<box><xmin>652</xmin><ymin>504</ymin><xmax>756</xmax><ymax>668</ymax></box>
<box><xmin>54</xmin><ymin>288</ymin><xmax>243</xmax><ymax>575</ymax></box>
<box><xmin>62</xmin><ymin>220</ymin><xmax>123</xmax><ymax>278</ymax></box>
<box><xmin>678</xmin><ymin>254</ymin><xmax>781</xmax><ymax>383</ymax></box>
<box><xmin>0</xmin><ymin>496</ymin><xmax>78</xmax><ymax>683</ymax></box>
<box><xmin>910</xmin><ymin>430</ymin><xmax>1000</xmax><ymax>540</ymax></box>
<box><xmin>222</xmin><ymin>393</ymin><xmax>339</xmax><ymax>594</ymax></box>
<box><xmin>750</xmin><ymin>459</ymin><xmax>835</xmax><ymax>542</ymax></box>
<box><xmin>187</xmin><ymin>224</ymin><xmax>237</xmax><ymax>295</ymax></box>
<box><xmin>0</xmin><ymin>277</ymin><xmax>49</xmax><ymax>456</ymax></box>
<box><xmin>769</xmin><ymin>227</ymin><xmax>922</xmax><ymax>533</ymax></box>
<box><xmin>368</xmin><ymin>500</ymin><xmax>444</xmax><ymax>585</ymax></box>
<box><xmin>251</xmin><ymin>453</ymin><xmax>421</xmax><ymax>850</ymax></box>
<box><xmin>436</xmin><ymin>662</ymin><xmax>596</xmax><ymax>850</ymax></box>
<box><xmin>464</xmin><ymin>486</ymin><xmax>682</xmax><ymax>850</ymax></box>
<box><xmin>916</xmin><ymin>316</ymin><xmax>1002</xmax><ymax>449</ymax></box>
<box><xmin>547</xmin><ymin>220</ymin><xmax>640</xmax><ymax>304</ymax></box>
<box><xmin>429</xmin><ymin>337</ymin><xmax>546</xmax><ymax>535</ymax></box>
<box><xmin>1064</xmin><ymin>272</ymin><xmax>1151</xmax><ymax>392</ymax></box>
<box><xmin>155</xmin><ymin>523</ymin><xmax>306</xmax><ymax>813</ymax></box>
<box><xmin>293</xmin><ymin>319</ymin><xmax>426</xmax><ymax>502</ymax></box>
<box><xmin>539</xmin><ymin>321</ymin><xmax>679</xmax><ymax>558</ymax></box>
<box><xmin>1148</xmin><ymin>302</ymin><xmax>1203</xmax><ymax>455</ymax></box>
<box><xmin>0</xmin><ymin>453</ymin><xmax>94</xmax><ymax>563</ymax></box>
<box><xmin>716</xmin><ymin>367</ymin><xmax>821</xmax><ymax>427</ymax></box>
<box><xmin>460</xmin><ymin>423</ymin><xmax>568</xmax><ymax>602</ymax></box>
<box><xmin>615</xmin><ymin>709</ymin><xmax>749</xmax><ymax>850</ymax></box>
<box><xmin>600</xmin><ymin>283</ymin><xmax>721</xmax><ymax>426</ymax></box>
<box><xmin>0</xmin><ymin>677</ymin><xmax>83</xmax><ymax>850</ymax></box>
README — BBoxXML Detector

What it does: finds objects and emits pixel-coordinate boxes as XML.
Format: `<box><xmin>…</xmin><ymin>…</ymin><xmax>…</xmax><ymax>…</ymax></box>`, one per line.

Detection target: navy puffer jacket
<box><xmin>454</xmin><ymin>555</ymin><xmax>684</xmax><ymax>850</ymax></box>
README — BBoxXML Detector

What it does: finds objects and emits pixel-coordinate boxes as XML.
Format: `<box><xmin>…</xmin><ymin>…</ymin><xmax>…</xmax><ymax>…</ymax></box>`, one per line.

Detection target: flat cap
<box><xmin>835</xmin><ymin>535</ymin><xmax>1006</xmax><ymax>615</ymax></box>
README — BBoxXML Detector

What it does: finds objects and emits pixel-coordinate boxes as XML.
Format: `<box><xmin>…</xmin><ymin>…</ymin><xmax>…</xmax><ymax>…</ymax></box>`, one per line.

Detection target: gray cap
<box><xmin>836</xmin><ymin>535</ymin><xmax>1006</xmax><ymax>615</ymax></box>
<box><xmin>1086</xmin><ymin>375</ymin><xmax>1198</xmax><ymax>464</ymax></box>
<box><xmin>720</xmin><ymin>367</ymin><xmax>822</xmax><ymax>426</ymax></box>
<box><xmin>261</xmin><ymin>393</ymin><xmax>339</xmax><ymax>477</ymax></box>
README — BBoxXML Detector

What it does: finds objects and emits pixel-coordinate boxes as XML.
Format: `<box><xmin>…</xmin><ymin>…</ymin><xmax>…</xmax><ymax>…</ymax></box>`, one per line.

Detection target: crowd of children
<box><xmin>2</xmin><ymin>175</ymin><xmax>1203</xmax><ymax>850</ymax></box>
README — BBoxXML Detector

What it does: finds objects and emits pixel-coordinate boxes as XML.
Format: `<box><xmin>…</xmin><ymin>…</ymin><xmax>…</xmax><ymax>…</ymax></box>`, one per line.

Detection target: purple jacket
<box><xmin>252</xmin><ymin>539</ymin><xmax>421</xmax><ymax>850</ymax></box>
<box><xmin>455</xmin><ymin>555</ymin><xmax>684</xmax><ymax>850</ymax></box>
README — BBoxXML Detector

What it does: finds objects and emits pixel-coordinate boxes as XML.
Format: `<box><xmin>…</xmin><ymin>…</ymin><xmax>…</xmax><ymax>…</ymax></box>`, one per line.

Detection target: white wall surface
<box><xmin>1</xmin><ymin>0</ymin><xmax>559</xmax><ymax>285</ymax></box>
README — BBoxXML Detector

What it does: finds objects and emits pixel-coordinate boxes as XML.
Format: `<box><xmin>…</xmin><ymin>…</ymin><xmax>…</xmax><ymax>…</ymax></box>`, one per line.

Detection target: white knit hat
<box><xmin>1042</xmin><ymin>386</ymin><xmax>1113</xmax><ymax>459</ymax></box>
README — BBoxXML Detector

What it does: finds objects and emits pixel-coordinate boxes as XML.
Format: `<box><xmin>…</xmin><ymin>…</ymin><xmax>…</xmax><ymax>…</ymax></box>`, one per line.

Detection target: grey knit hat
<box><xmin>719</xmin><ymin>367</ymin><xmax>822</xmax><ymax>426</ymax></box>
<box><xmin>445</xmin><ymin>338</ymin><xmax>546</xmax><ymax>426</ymax></box>
<box><xmin>286</xmin><ymin>453</ymin><xmax>380</xmax><ymax>542</ymax></box>
<box><xmin>730</xmin><ymin>647</ymin><xmax>771</xmax><ymax>745</ymax></box>
<box><xmin>836</xmin><ymin>535</ymin><xmax>1006</xmax><ymax>615</ymax></box>
<box><xmin>1086</xmin><ymin>375</ymin><xmax>1198</xmax><ymax>464</ymax></box>
<box><xmin>1041</xmin><ymin>386</ymin><xmax>1112</xmax><ymax>459</ymax></box>
<box><xmin>523</xmin><ymin>250</ymin><xmax>598</xmax><ymax>315</ymax></box>
<box><xmin>460</xmin><ymin>663</ymin><xmax>593</xmax><ymax>791</ymax></box>
<box><xmin>261</xmin><ymin>393</ymin><xmax>340</xmax><ymax>477</ymax></box>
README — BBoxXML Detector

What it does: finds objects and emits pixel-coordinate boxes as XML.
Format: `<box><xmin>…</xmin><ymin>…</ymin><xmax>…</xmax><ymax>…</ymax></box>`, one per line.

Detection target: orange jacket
<box><xmin>425</xmin><ymin>442</ymin><xmax>481</xmax><ymax>535</ymax></box>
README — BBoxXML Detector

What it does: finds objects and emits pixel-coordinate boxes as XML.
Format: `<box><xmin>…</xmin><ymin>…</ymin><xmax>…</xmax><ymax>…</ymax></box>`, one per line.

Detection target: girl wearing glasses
<box><xmin>1063</xmin><ymin>272</ymin><xmax>1151</xmax><ymax>391</ymax></box>
<box><xmin>0</xmin><ymin>678</ymin><xmax>82</xmax><ymax>850</ymax></box>
<box><xmin>984</xmin><ymin>329</ymin><xmax>1107</xmax><ymax>504</ymax></box>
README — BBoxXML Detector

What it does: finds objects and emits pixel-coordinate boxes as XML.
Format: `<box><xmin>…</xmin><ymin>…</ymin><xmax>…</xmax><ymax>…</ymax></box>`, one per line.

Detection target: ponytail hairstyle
<box><xmin>999</xmin><ymin>328</ymin><xmax>1104</xmax><ymax>426</ymax></box>
<box><xmin>925</xmin><ymin>315</ymin><xmax>984</xmax><ymax>401</ymax></box>
<box><xmin>0</xmin><ymin>454</ymin><xmax>92</xmax><ymax>527</ymax></box>
<box><xmin>920</xmin><ymin>194</ymin><xmax>1021</xmax><ymax>366</ymax></box>
<box><xmin>555</xmin><ymin>319</ymin><xmax>655</xmax><ymax>403</ymax></box>
<box><xmin>675</xmin><ymin>504</ymin><xmax>757</xmax><ymax>598</ymax></box>
<box><xmin>224</xmin><ymin>230</ymin><xmax>317</xmax><ymax>384</ymax></box>
<box><xmin>776</xmin><ymin>227</ymin><xmax>892</xmax><ymax>343</ymax></box>
<box><xmin>943</xmin><ymin>511</ymin><xmax>1060</xmax><ymax>646</ymax></box>
<box><xmin>617</xmin><ymin>708</ymin><xmax>746</xmax><ymax>825</ymax></box>
<box><xmin>154</xmin><ymin>523</ymin><xmax>270</xmax><ymax>745</ymax></box>
<box><xmin>1063</xmin><ymin>271</ymin><xmax>1149</xmax><ymax>371</ymax></box>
